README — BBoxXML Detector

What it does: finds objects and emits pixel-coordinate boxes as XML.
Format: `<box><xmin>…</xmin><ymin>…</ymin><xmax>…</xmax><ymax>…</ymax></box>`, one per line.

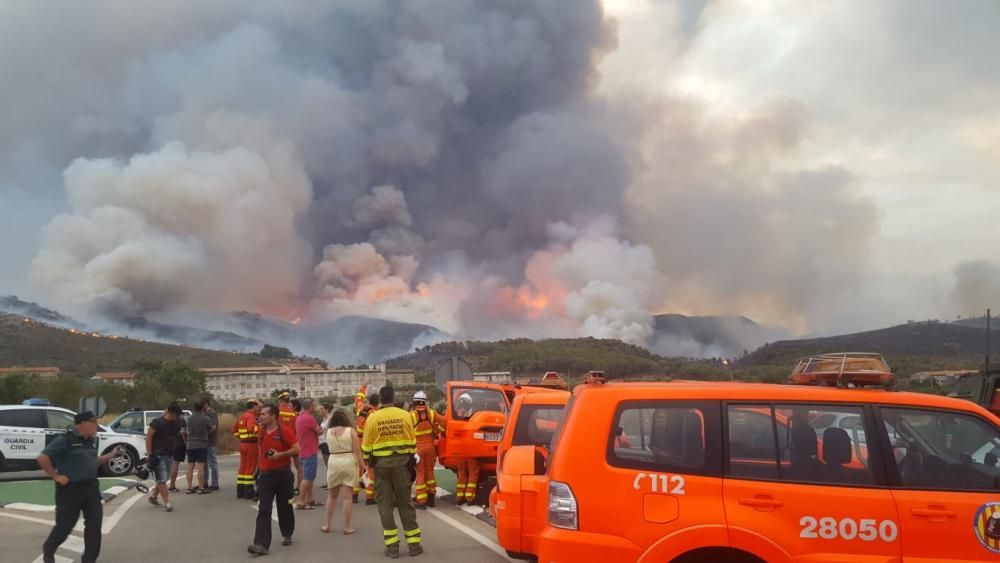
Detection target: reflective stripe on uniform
<box><xmin>404</xmin><ymin>528</ymin><xmax>421</xmax><ymax>544</ymax></box>
<box><xmin>384</xmin><ymin>529</ymin><xmax>400</xmax><ymax>545</ymax></box>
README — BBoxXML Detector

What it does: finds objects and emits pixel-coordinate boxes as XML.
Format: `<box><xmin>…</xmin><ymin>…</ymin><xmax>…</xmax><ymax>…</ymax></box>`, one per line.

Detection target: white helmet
<box><xmin>413</xmin><ymin>390</ymin><xmax>428</xmax><ymax>403</ymax></box>
<box><xmin>457</xmin><ymin>393</ymin><xmax>473</xmax><ymax>409</ymax></box>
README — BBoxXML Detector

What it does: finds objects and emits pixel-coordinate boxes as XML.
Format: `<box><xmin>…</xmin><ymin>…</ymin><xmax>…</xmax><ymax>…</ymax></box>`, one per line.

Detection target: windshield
<box><xmin>883</xmin><ymin>407</ymin><xmax>1000</xmax><ymax>490</ymax></box>
<box><xmin>450</xmin><ymin>387</ymin><xmax>507</xmax><ymax>421</ymax></box>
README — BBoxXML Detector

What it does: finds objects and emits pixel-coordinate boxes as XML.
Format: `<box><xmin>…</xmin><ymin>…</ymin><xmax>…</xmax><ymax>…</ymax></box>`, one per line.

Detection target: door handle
<box><xmin>739</xmin><ymin>496</ymin><xmax>783</xmax><ymax>510</ymax></box>
<box><xmin>911</xmin><ymin>506</ymin><xmax>957</xmax><ymax>521</ymax></box>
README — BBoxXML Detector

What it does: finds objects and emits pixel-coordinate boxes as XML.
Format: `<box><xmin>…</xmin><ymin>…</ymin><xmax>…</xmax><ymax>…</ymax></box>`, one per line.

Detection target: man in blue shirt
<box><xmin>36</xmin><ymin>411</ymin><xmax>123</xmax><ymax>563</ymax></box>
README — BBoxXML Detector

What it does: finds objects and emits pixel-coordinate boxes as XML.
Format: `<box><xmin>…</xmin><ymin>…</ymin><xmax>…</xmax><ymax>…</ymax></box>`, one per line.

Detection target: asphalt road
<box><xmin>0</xmin><ymin>454</ymin><xmax>511</xmax><ymax>562</ymax></box>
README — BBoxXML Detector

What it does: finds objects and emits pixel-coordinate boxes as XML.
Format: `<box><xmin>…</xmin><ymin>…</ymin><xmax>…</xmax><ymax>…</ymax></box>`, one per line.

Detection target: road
<box><xmin>0</xmin><ymin>454</ymin><xmax>511</xmax><ymax>562</ymax></box>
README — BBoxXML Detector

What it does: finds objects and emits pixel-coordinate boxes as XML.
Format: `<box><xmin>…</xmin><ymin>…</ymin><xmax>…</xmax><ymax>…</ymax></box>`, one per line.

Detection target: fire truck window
<box><xmin>882</xmin><ymin>407</ymin><xmax>1000</xmax><ymax>491</ymax></box>
<box><xmin>450</xmin><ymin>388</ymin><xmax>507</xmax><ymax>421</ymax></box>
<box><xmin>776</xmin><ymin>405</ymin><xmax>875</xmax><ymax>486</ymax></box>
<box><xmin>727</xmin><ymin>405</ymin><xmax>779</xmax><ymax>480</ymax></box>
<box><xmin>610</xmin><ymin>405</ymin><xmax>706</xmax><ymax>473</ymax></box>
<box><xmin>513</xmin><ymin>406</ymin><xmax>565</xmax><ymax>447</ymax></box>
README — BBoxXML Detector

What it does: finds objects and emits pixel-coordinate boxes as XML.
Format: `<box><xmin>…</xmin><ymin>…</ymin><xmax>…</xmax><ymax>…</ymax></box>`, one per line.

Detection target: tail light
<box><xmin>547</xmin><ymin>480</ymin><xmax>578</xmax><ymax>530</ymax></box>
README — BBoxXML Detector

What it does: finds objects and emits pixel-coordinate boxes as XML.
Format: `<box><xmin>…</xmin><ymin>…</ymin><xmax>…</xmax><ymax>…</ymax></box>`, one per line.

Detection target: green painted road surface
<box><xmin>434</xmin><ymin>466</ymin><xmax>457</xmax><ymax>495</ymax></box>
<box><xmin>0</xmin><ymin>478</ymin><xmax>132</xmax><ymax>506</ymax></box>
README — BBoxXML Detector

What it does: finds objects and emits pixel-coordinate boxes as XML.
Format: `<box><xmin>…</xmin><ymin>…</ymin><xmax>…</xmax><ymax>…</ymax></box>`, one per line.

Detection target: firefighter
<box><xmin>356</xmin><ymin>392</ymin><xmax>380</xmax><ymax>505</ymax></box>
<box><xmin>233</xmin><ymin>399</ymin><xmax>262</xmax><ymax>499</ymax></box>
<box><xmin>354</xmin><ymin>384</ymin><xmax>368</xmax><ymax>416</ymax></box>
<box><xmin>277</xmin><ymin>392</ymin><xmax>302</xmax><ymax>493</ymax></box>
<box><xmin>410</xmin><ymin>391</ymin><xmax>443</xmax><ymax>509</ymax></box>
<box><xmin>453</xmin><ymin>393</ymin><xmax>480</xmax><ymax>506</ymax></box>
<box><xmin>362</xmin><ymin>386</ymin><xmax>421</xmax><ymax>558</ymax></box>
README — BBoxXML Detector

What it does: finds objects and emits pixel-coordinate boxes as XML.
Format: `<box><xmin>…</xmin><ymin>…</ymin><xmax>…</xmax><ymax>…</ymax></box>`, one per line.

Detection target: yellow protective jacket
<box><xmin>361</xmin><ymin>406</ymin><xmax>416</xmax><ymax>463</ymax></box>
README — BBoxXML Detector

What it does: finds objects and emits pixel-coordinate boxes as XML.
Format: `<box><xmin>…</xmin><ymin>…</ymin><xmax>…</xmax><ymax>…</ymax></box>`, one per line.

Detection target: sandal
<box><xmin>185</xmin><ymin>489</ymin><xmax>196</xmax><ymax>494</ymax></box>
<box><xmin>168</xmin><ymin>487</ymin><xmax>179</xmax><ymax>492</ymax></box>
<box><xmin>197</xmin><ymin>488</ymin><xmax>210</xmax><ymax>495</ymax></box>
<box><xmin>343</xmin><ymin>529</ymin><xmax>356</xmax><ymax>535</ymax></box>
<box><xmin>307</xmin><ymin>501</ymin><xmax>324</xmax><ymax>507</ymax></box>
<box><xmin>320</xmin><ymin>526</ymin><xmax>330</xmax><ymax>533</ymax></box>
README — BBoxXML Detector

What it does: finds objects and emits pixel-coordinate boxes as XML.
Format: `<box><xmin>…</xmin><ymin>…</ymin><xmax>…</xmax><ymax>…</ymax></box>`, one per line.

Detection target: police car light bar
<box><xmin>789</xmin><ymin>352</ymin><xmax>895</xmax><ymax>389</ymax></box>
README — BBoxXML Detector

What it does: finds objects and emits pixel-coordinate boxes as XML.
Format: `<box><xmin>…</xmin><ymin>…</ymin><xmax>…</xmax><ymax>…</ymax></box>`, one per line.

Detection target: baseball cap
<box><xmin>74</xmin><ymin>411</ymin><xmax>98</xmax><ymax>424</ymax></box>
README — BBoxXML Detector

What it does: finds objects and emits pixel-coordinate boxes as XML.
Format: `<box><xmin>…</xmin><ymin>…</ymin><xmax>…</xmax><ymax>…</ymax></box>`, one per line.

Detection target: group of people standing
<box><xmin>234</xmin><ymin>385</ymin><xmax>440</xmax><ymax>558</ymax></box>
<box><xmin>145</xmin><ymin>398</ymin><xmax>221</xmax><ymax>512</ymax></box>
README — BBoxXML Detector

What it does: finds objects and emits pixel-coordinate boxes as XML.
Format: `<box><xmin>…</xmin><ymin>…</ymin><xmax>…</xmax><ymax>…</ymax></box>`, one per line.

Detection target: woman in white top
<box><xmin>321</xmin><ymin>408</ymin><xmax>364</xmax><ymax>534</ymax></box>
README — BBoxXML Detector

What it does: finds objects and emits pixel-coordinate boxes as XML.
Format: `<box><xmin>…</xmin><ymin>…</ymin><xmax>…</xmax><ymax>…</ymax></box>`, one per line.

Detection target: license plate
<box><xmin>483</xmin><ymin>432</ymin><xmax>502</xmax><ymax>442</ymax></box>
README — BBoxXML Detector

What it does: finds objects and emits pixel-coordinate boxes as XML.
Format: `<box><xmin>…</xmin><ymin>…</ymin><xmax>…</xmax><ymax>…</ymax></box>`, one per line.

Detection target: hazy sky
<box><xmin>0</xmin><ymin>0</ymin><xmax>997</xmax><ymax>344</ymax></box>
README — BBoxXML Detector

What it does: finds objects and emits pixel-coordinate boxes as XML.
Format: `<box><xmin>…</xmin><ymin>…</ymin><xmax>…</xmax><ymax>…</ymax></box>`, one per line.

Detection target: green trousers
<box><xmin>374</xmin><ymin>455</ymin><xmax>421</xmax><ymax>549</ymax></box>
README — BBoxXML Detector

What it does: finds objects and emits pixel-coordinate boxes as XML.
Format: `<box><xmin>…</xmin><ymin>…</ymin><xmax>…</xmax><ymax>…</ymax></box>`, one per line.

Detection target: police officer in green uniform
<box><xmin>36</xmin><ymin>411</ymin><xmax>123</xmax><ymax>563</ymax></box>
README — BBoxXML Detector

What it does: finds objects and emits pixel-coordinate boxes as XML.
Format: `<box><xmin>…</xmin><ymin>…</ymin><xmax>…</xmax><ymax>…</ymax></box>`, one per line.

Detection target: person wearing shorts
<box><xmin>185</xmin><ymin>399</ymin><xmax>214</xmax><ymax>494</ymax></box>
<box><xmin>294</xmin><ymin>398</ymin><xmax>322</xmax><ymax>509</ymax></box>
<box><xmin>146</xmin><ymin>403</ymin><xmax>185</xmax><ymax>512</ymax></box>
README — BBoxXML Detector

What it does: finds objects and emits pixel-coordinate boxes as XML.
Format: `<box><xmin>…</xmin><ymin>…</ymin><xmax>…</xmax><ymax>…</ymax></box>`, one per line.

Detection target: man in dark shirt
<box><xmin>146</xmin><ymin>402</ymin><xmax>185</xmax><ymax>511</ymax></box>
<box><xmin>185</xmin><ymin>399</ymin><xmax>214</xmax><ymax>493</ymax></box>
<box><xmin>37</xmin><ymin>411</ymin><xmax>122</xmax><ymax>563</ymax></box>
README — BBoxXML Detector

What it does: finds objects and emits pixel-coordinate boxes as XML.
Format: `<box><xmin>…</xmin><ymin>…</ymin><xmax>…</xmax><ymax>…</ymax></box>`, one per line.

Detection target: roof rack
<box><xmin>789</xmin><ymin>352</ymin><xmax>895</xmax><ymax>389</ymax></box>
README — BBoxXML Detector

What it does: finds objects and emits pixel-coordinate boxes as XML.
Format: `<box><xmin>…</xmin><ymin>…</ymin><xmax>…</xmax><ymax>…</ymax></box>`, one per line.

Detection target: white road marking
<box><xmin>61</xmin><ymin>534</ymin><xmax>85</xmax><ymax>553</ymax></box>
<box><xmin>104</xmin><ymin>486</ymin><xmax>127</xmax><ymax>496</ymax></box>
<box><xmin>250</xmin><ymin>502</ymin><xmax>280</xmax><ymax>523</ymax></box>
<box><xmin>31</xmin><ymin>555</ymin><xmax>72</xmax><ymax>563</ymax></box>
<box><xmin>2</xmin><ymin>502</ymin><xmax>54</xmax><ymax>512</ymax></box>
<box><xmin>425</xmin><ymin>506</ymin><xmax>512</xmax><ymax>561</ymax></box>
<box><xmin>0</xmin><ymin>511</ymin><xmax>54</xmax><ymax>526</ymax></box>
<box><xmin>101</xmin><ymin>489</ymin><xmax>144</xmax><ymax>534</ymax></box>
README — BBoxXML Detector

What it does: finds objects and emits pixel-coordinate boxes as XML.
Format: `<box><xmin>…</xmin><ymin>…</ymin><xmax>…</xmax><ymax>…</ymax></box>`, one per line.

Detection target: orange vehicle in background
<box><xmin>521</xmin><ymin>360</ymin><xmax>1000</xmax><ymax>563</ymax></box>
<box><xmin>492</xmin><ymin>389</ymin><xmax>570</xmax><ymax>560</ymax></box>
<box><xmin>437</xmin><ymin>373</ymin><xmax>567</xmax><ymax>505</ymax></box>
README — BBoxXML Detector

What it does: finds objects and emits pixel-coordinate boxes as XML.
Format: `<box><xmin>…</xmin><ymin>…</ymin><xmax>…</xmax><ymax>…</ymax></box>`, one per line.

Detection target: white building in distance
<box><xmin>93</xmin><ymin>364</ymin><xmax>416</xmax><ymax>400</ymax></box>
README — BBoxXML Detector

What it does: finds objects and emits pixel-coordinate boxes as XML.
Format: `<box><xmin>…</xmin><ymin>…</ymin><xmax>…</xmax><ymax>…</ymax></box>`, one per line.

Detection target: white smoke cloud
<box><xmin>31</xmin><ymin>139</ymin><xmax>311</xmax><ymax>317</ymax></box>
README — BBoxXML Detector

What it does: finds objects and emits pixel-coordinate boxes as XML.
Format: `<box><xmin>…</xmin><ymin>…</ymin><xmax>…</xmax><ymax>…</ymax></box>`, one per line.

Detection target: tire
<box><xmin>101</xmin><ymin>445</ymin><xmax>137</xmax><ymax>477</ymax></box>
<box><xmin>672</xmin><ymin>548</ymin><xmax>764</xmax><ymax>563</ymax></box>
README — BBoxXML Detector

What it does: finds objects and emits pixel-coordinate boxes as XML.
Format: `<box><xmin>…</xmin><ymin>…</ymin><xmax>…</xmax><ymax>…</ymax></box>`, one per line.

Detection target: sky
<box><xmin>0</xmin><ymin>0</ymin><xmax>997</xmax><ymax>350</ymax></box>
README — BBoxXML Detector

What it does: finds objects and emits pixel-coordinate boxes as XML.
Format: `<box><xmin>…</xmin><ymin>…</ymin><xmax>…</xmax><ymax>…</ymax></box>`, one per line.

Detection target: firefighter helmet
<box><xmin>456</xmin><ymin>392</ymin><xmax>473</xmax><ymax>412</ymax></box>
<box><xmin>413</xmin><ymin>391</ymin><xmax>428</xmax><ymax>404</ymax></box>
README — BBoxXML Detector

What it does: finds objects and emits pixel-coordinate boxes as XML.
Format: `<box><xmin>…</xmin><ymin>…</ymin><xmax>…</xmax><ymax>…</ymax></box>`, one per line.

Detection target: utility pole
<box><xmin>987</xmin><ymin>308</ymin><xmax>992</xmax><ymax>374</ymax></box>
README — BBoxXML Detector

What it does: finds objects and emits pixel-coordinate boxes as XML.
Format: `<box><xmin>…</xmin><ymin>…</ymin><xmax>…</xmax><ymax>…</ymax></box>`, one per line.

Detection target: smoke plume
<box><xmin>4</xmin><ymin>0</ymin><xmax>993</xmax><ymax>358</ymax></box>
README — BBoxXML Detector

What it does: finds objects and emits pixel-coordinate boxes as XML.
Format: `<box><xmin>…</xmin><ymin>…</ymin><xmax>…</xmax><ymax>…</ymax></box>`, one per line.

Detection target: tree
<box><xmin>37</xmin><ymin>375</ymin><xmax>85</xmax><ymax>409</ymax></box>
<box><xmin>0</xmin><ymin>373</ymin><xmax>31</xmax><ymax>404</ymax></box>
<box><xmin>132</xmin><ymin>360</ymin><xmax>207</xmax><ymax>406</ymax></box>
<box><xmin>260</xmin><ymin>344</ymin><xmax>293</xmax><ymax>359</ymax></box>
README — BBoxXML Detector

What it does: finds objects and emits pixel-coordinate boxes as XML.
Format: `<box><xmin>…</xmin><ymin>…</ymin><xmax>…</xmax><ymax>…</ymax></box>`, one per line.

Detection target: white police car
<box><xmin>0</xmin><ymin>405</ymin><xmax>147</xmax><ymax>477</ymax></box>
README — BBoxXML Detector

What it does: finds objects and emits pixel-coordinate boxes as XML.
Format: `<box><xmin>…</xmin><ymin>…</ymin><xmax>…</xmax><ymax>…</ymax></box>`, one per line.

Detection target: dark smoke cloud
<box><xmin>4</xmin><ymin>0</ymin><xmax>993</xmax><ymax>357</ymax></box>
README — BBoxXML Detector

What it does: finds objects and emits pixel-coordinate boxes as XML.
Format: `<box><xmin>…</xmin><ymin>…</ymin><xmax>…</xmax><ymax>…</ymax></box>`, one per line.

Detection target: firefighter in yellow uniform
<box><xmin>232</xmin><ymin>399</ymin><xmax>261</xmax><ymax>499</ymax></box>
<box><xmin>362</xmin><ymin>386</ymin><xmax>422</xmax><ymax>558</ymax></box>
<box><xmin>356</xmin><ymin>392</ymin><xmax>380</xmax><ymax>504</ymax></box>
<box><xmin>410</xmin><ymin>391</ymin><xmax>443</xmax><ymax>509</ymax></box>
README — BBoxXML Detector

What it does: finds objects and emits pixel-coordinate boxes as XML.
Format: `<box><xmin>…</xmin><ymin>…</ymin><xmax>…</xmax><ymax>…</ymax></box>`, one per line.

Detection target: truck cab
<box><xmin>492</xmin><ymin>389</ymin><xmax>570</xmax><ymax>560</ymax></box>
<box><xmin>438</xmin><ymin>374</ymin><xmax>569</xmax><ymax>504</ymax></box>
<box><xmin>438</xmin><ymin>381</ymin><xmax>513</xmax><ymax>477</ymax></box>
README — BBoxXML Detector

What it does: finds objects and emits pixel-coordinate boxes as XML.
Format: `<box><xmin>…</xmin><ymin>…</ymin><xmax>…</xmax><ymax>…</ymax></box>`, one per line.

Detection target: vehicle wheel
<box><xmin>672</xmin><ymin>548</ymin><xmax>764</xmax><ymax>563</ymax></box>
<box><xmin>101</xmin><ymin>446</ymin><xmax>137</xmax><ymax>477</ymax></box>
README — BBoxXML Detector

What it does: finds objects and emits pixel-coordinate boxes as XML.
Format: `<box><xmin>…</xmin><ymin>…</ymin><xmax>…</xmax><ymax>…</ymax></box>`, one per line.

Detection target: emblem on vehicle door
<box><xmin>973</xmin><ymin>501</ymin><xmax>1000</xmax><ymax>553</ymax></box>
